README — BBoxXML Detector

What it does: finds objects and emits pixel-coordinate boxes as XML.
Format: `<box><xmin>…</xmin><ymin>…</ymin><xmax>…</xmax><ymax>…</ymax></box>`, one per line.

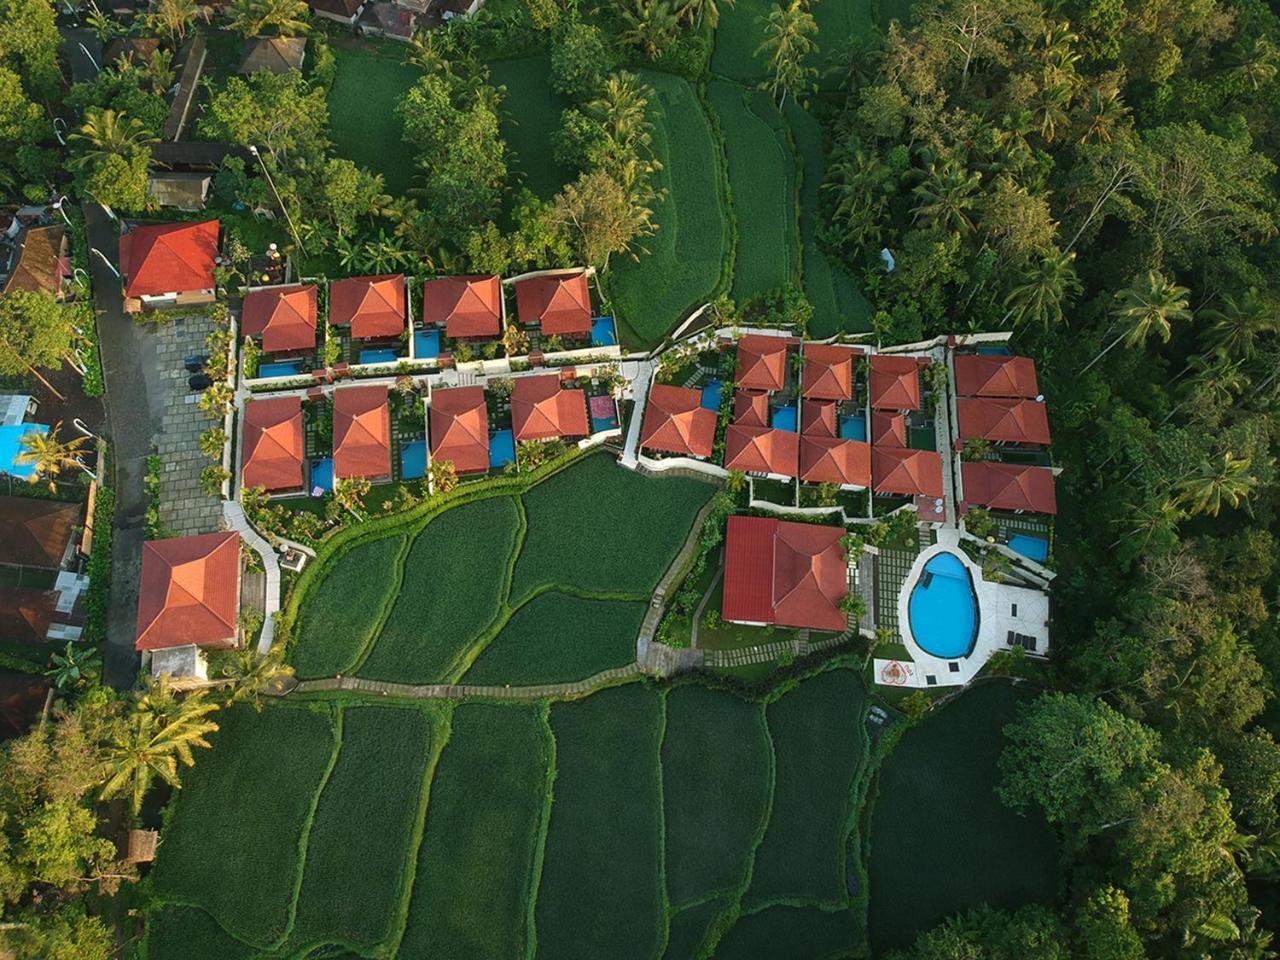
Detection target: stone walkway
<box><xmin>223</xmin><ymin>501</ymin><xmax>280</xmax><ymax>656</ymax></box>
<box><xmin>294</xmin><ymin>664</ymin><xmax>641</xmax><ymax>701</ymax></box>
<box><xmin>701</xmin><ymin>632</ymin><xmax>849</xmax><ymax>668</ymax></box>
<box><xmin>636</xmin><ymin>495</ymin><xmax>720</xmax><ymax>671</ymax></box>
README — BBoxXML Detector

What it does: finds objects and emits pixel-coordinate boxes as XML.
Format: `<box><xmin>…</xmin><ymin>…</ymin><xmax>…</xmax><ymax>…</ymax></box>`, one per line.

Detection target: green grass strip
<box><xmin>662</xmin><ymin>897</ymin><xmax>730</xmax><ymax>960</ymax></box>
<box><xmin>142</xmin><ymin>904</ymin><xmax>259</xmax><ymax>960</ymax></box>
<box><xmin>327</xmin><ymin>46</ymin><xmax>421</xmax><ymax>196</ymax></box>
<box><xmin>490</xmin><ymin>55</ymin><xmax>576</xmax><ymax>208</ymax></box>
<box><xmin>714</xmin><ymin>904</ymin><xmax>861</xmax><ymax>960</ymax></box>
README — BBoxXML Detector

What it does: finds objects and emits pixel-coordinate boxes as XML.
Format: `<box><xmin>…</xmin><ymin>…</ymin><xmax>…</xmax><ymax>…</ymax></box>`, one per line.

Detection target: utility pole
<box><xmin>249</xmin><ymin>145</ymin><xmax>305</xmax><ymax>257</ymax></box>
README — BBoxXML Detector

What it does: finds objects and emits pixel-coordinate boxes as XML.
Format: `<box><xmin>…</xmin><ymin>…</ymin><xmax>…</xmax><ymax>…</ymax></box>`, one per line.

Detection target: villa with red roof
<box><xmin>872</xmin><ymin>412</ymin><xmax>907</xmax><ymax>448</ymax></box>
<box><xmin>953</xmin><ymin>354</ymin><xmax>1039</xmax><ymax>398</ymax></box>
<box><xmin>723</xmin><ymin>425</ymin><xmax>798</xmax><ymax>479</ymax></box>
<box><xmin>423</xmin><ymin>275</ymin><xmax>503</xmax><ymax>340</ymax></box>
<box><xmin>333</xmin><ymin>385</ymin><xmax>392</xmax><ymax>481</ymax></box>
<box><xmin>329</xmin><ymin>274</ymin><xmax>406</xmax><ymax>343</ymax></box>
<box><xmin>800</xmin><ymin>437</ymin><xmax>870</xmax><ymax>488</ymax></box>
<box><xmin>515</xmin><ymin>270</ymin><xmax>592</xmax><ymax>338</ymax></box>
<box><xmin>241</xmin><ymin>397</ymin><xmax>304</xmax><ymax>494</ymax></box>
<box><xmin>801</xmin><ymin>400</ymin><xmax>836</xmax><ymax>437</ymax></box>
<box><xmin>869</xmin><ymin>355</ymin><xmax>923</xmax><ymax>410</ymax></box>
<box><xmin>429</xmin><ymin>386</ymin><xmax>490</xmax><ymax>475</ymax></box>
<box><xmin>801</xmin><ymin>344</ymin><xmax>857</xmax><ymax>401</ymax></box>
<box><xmin>734</xmin><ymin>390</ymin><xmax>770</xmax><ymax>429</ymax></box>
<box><xmin>956</xmin><ymin>397</ymin><xmax>1051</xmax><ymax>445</ymax></box>
<box><xmin>735</xmin><ymin>335</ymin><xmax>788</xmax><ymax>392</ymax></box>
<box><xmin>722</xmin><ymin>516</ymin><xmax>847</xmax><ymax>632</ymax></box>
<box><xmin>640</xmin><ymin>385</ymin><xmax>716</xmax><ymax>459</ymax></box>
<box><xmin>872</xmin><ymin>447</ymin><xmax>944</xmax><ymax>499</ymax></box>
<box><xmin>962</xmin><ymin>462</ymin><xmax>1057</xmax><ymax>514</ymax></box>
<box><xmin>242</xmin><ymin>284</ymin><xmax>318</xmax><ymax>357</ymax></box>
<box><xmin>135</xmin><ymin>531</ymin><xmax>241</xmax><ymax>652</ymax></box>
<box><xmin>118</xmin><ymin>220</ymin><xmax>219</xmax><ymax>311</ymax></box>
<box><xmin>511</xmin><ymin>374</ymin><xmax>588</xmax><ymax>442</ymax></box>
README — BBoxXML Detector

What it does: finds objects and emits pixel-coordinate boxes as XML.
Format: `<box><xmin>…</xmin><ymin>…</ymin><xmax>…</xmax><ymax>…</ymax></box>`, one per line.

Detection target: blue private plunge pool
<box><xmin>400</xmin><ymin>440</ymin><xmax>426</xmax><ymax>480</ymax></box>
<box><xmin>700</xmin><ymin>380</ymin><xmax>722</xmax><ymax>411</ymax></box>
<box><xmin>310</xmin><ymin>457</ymin><xmax>334</xmax><ymax>494</ymax></box>
<box><xmin>1007</xmin><ymin>533</ymin><xmax>1049</xmax><ymax>563</ymax></box>
<box><xmin>839</xmin><ymin>414</ymin><xmax>867</xmax><ymax>441</ymax></box>
<box><xmin>259</xmin><ymin>360</ymin><xmax>302</xmax><ymax>379</ymax></box>
<box><xmin>771</xmin><ymin>404</ymin><xmax>797</xmax><ymax>431</ymax></box>
<box><xmin>489</xmin><ymin>429</ymin><xmax>514</xmax><ymax>469</ymax></box>
<box><xmin>591</xmin><ymin>316</ymin><xmax>617</xmax><ymax>347</ymax></box>
<box><xmin>908</xmin><ymin>552</ymin><xmax>979</xmax><ymax>659</ymax></box>
<box><xmin>414</xmin><ymin>329</ymin><xmax>441</xmax><ymax>359</ymax></box>
<box><xmin>359</xmin><ymin>347</ymin><xmax>400</xmax><ymax>365</ymax></box>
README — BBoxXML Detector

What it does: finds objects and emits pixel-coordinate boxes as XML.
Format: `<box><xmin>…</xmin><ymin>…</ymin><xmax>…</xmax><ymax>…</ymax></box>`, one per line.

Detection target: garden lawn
<box><xmin>715</xmin><ymin>905</ymin><xmax>860</xmax><ymax>960</ymax></box>
<box><xmin>357</xmin><ymin>496</ymin><xmax>522</xmax><ymax>683</ymax></box>
<box><xmin>747</xmin><ymin>668</ymin><xmax>868</xmax><ymax>908</ymax></box>
<box><xmin>511</xmin><ymin>453</ymin><xmax>713</xmax><ymax>600</ymax></box>
<box><xmin>663</xmin><ymin>685</ymin><xmax>771</xmax><ymax>907</ymax></box>
<box><xmin>149</xmin><ymin>705</ymin><xmax>337</xmax><ymax>947</ymax></box>
<box><xmin>399</xmin><ymin>704</ymin><xmax>553</xmax><ymax>959</ymax></box>
<box><xmin>292</xmin><ymin>534</ymin><xmax>406</xmax><ymax>679</ymax></box>
<box><xmin>144</xmin><ymin>905</ymin><xmax>258</xmax><ymax>960</ymax></box>
<box><xmin>327</xmin><ymin>46</ymin><xmax>420</xmax><ymax>196</ymax></box>
<box><xmin>663</xmin><ymin>898</ymin><xmax>729</xmax><ymax>960</ymax></box>
<box><xmin>868</xmin><ymin>682</ymin><xmax>1059</xmax><ymax>952</ymax></box>
<box><xmin>287</xmin><ymin>705</ymin><xmax>435</xmax><ymax>952</ymax></box>
<box><xmin>462</xmin><ymin>592</ymin><xmax>646</xmax><ymax>685</ymax></box>
<box><xmin>536</xmin><ymin>684</ymin><xmax>665</xmax><ymax>960</ymax></box>
<box><xmin>708</xmin><ymin>81</ymin><xmax>799</xmax><ymax>300</ymax></box>
<box><xmin>785</xmin><ymin>101</ymin><xmax>870</xmax><ymax>336</ymax></box>
<box><xmin>607</xmin><ymin>70</ymin><xmax>731</xmax><ymax>348</ymax></box>
<box><xmin>490</xmin><ymin>55</ymin><xmax>575</xmax><ymax>207</ymax></box>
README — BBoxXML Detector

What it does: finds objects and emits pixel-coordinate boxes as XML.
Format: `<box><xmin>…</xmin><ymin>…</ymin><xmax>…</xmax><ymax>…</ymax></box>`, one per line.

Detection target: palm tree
<box><xmin>1183</xmin><ymin>352</ymin><xmax>1248</xmax><ymax>407</ymax></box>
<box><xmin>147</xmin><ymin>0</ymin><xmax>199</xmax><ymax>43</ymax></box>
<box><xmin>1075</xmin><ymin>80</ymin><xmax>1130</xmax><ymax>145</ymax></box>
<box><xmin>1175</xmin><ymin>452</ymin><xmax>1259</xmax><ymax>517</ymax></box>
<box><xmin>1116</xmin><ymin>496</ymin><xmax>1184</xmax><ymax>552</ymax></box>
<box><xmin>333</xmin><ymin>476</ymin><xmax>371</xmax><ymax>517</ymax></box>
<box><xmin>1002</xmin><ymin>249</ymin><xmax>1081</xmax><ymax>329</ymax></box>
<box><xmin>228</xmin><ymin>0</ymin><xmax>309</xmax><ymax>38</ymax></box>
<box><xmin>1081</xmin><ymin>271</ymin><xmax>1191</xmax><ymax>373</ymax></box>
<box><xmin>677</xmin><ymin>0</ymin><xmax>733</xmax><ymax>28</ymax></box>
<box><xmin>620</xmin><ymin>0</ymin><xmax>680</xmax><ymax>62</ymax></box>
<box><xmin>16</xmin><ymin>424</ymin><xmax>91</xmax><ymax>491</ymax></box>
<box><xmin>587</xmin><ymin>72</ymin><xmax>656</xmax><ymax>182</ymax></box>
<box><xmin>1030</xmin><ymin>70</ymin><xmax>1072</xmax><ymax>142</ymax></box>
<box><xmin>1202</xmin><ymin>288</ymin><xmax>1278</xmax><ymax>359</ymax></box>
<box><xmin>429</xmin><ymin>458</ymin><xmax>457</xmax><ymax>494</ymax></box>
<box><xmin>68</xmin><ymin>108</ymin><xmax>157</xmax><ymax>168</ymax></box>
<box><xmin>45</xmin><ymin>642</ymin><xmax>101</xmax><ymax>690</ymax></box>
<box><xmin>99</xmin><ymin>682</ymin><xmax>220</xmax><ymax>814</ymax></box>
<box><xmin>725</xmin><ymin>470</ymin><xmax>746</xmax><ymax>495</ymax></box>
<box><xmin>911</xmin><ymin>159</ymin><xmax>982</xmax><ymax>236</ymax></box>
<box><xmin>1231</xmin><ymin>36</ymin><xmax>1279</xmax><ymax>91</ymax></box>
<box><xmin>757</xmin><ymin>0</ymin><xmax>818</xmax><ymax>107</ymax></box>
<box><xmin>214</xmin><ymin>642</ymin><xmax>294</xmax><ymax>708</ymax></box>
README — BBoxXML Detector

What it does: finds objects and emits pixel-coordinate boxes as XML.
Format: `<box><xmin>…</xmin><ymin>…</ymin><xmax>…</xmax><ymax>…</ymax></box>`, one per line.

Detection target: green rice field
<box><xmin>711</xmin><ymin>0</ymin><xmax>874</xmax><ymax>88</ymax></box>
<box><xmin>326</xmin><ymin>46</ymin><xmax>421</xmax><ymax>196</ymax></box>
<box><xmin>490</xmin><ymin>55</ymin><xmax>577</xmax><ymax>206</ymax></box>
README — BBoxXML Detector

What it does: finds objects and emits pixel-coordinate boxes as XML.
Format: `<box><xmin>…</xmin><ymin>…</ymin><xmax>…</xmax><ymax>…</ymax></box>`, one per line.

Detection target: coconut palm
<box><xmin>1202</xmin><ymin>288</ymin><xmax>1278</xmax><ymax>359</ymax></box>
<box><xmin>911</xmin><ymin>159</ymin><xmax>982</xmax><ymax>236</ymax></box>
<box><xmin>1175</xmin><ymin>452</ymin><xmax>1260</xmax><ymax>517</ymax></box>
<box><xmin>676</xmin><ymin>0</ymin><xmax>733</xmax><ymax>28</ymax></box>
<box><xmin>68</xmin><ymin>108</ymin><xmax>157</xmax><ymax>169</ymax></box>
<box><xmin>227</xmin><ymin>0</ymin><xmax>309</xmax><ymax>38</ymax></box>
<box><xmin>588</xmin><ymin>72</ymin><xmax>653</xmax><ymax>158</ymax></box>
<box><xmin>620</xmin><ymin>0</ymin><xmax>680</xmax><ymax>62</ymax></box>
<box><xmin>1075</xmin><ymin>80</ymin><xmax>1130</xmax><ymax>145</ymax></box>
<box><xmin>147</xmin><ymin>0</ymin><xmax>199</xmax><ymax>43</ymax></box>
<box><xmin>15</xmin><ymin>423</ymin><xmax>91</xmax><ymax>491</ymax></box>
<box><xmin>214</xmin><ymin>642</ymin><xmax>294</xmax><ymax>708</ymax></box>
<box><xmin>1183</xmin><ymin>352</ymin><xmax>1248</xmax><ymax>408</ymax></box>
<box><xmin>1030</xmin><ymin>71</ymin><xmax>1072</xmax><ymax>142</ymax></box>
<box><xmin>757</xmin><ymin>0</ymin><xmax>818</xmax><ymax>107</ymax></box>
<box><xmin>1003</xmin><ymin>249</ymin><xmax>1081</xmax><ymax>329</ymax></box>
<box><xmin>1231</xmin><ymin>36</ymin><xmax>1280</xmax><ymax>91</ymax></box>
<box><xmin>1081</xmin><ymin>270</ymin><xmax>1191</xmax><ymax>373</ymax></box>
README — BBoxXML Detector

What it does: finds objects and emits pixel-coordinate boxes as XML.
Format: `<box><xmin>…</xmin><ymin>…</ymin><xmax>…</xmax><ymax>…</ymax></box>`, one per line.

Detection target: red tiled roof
<box><xmin>723</xmin><ymin>424</ymin><xmax>798</xmax><ymax>477</ymax></box>
<box><xmin>734</xmin><ymin>389</ymin><xmax>770</xmax><ymax>428</ymax></box>
<box><xmin>800</xmin><ymin>400</ymin><xmax>836</xmax><ymax>437</ymax></box>
<box><xmin>640</xmin><ymin>385</ymin><xmax>716</xmax><ymax>458</ymax></box>
<box><xmin>0</xmin><ymin>672</ymin><xmax>50</xmax><ymax>740</ymax></box>
<box><xmin>429</xmin><ymin>385</ymin><xmax>489</xmax><ymax>475</ymax></box>
<box><xmin>333</xmin><ymin>385</ymin><xmax>391</xmax><ymax>479</ymax></box>
<box><xmin>135</xmin><ymin>531</ymin><xmax>240</xmax><ymax>651</ymax></box>
<box><xmin>722</xmin><ymin>516</ymin><xmax>847</xmax><ymax>631</ymax></box>
<box><xmin>0</xmin><ymin>496</ymin><xmax>80</xmax><ymax>569</ymax></box>
<box><xmin>953</xmin><ymin>354</ymin><xmax>1039</xmax><ymax>398</ymax></box>
<box><xmin>962</xmin><ymin>462</ymin><xmax>1057</xmax><ymax>514</ymax></box>
<box><xmin>956</xmin><ymin>397</ymin><xmax>1051</xmax><ymax>445</ymax></box>
<box><xmin>241</xmin><ymin>396</ymin><xmax>303</xmax><ymax>492</ymax></box>
<box><xmin>800</xmin><ymin>437</ymin><xmax>870</xmax><ymax>487</ymax></box>
<box><xmin>119</xmin><ymin>220</ymin><xmax>219</xmax><ymax>298</ymax></box>
<box><xmin>869</xmin><ymin>355</ymin><xmax>922</xmax><ymax>410</ymax></box>
<box><xmin>330</xmin><ymin>274</ymin><xmax>406</xmax><ymax>339</ymax></box>
<box><xmin>511</xmin><ymin>375</ymin><xmax>589</xmax><ymax>441</ymax></box>
<box><xmin>242</xmin><ymin>284</ymin><xmax>317</xmax><ymax>354</ymax></box>
<box><xmin>735</xmin><ymin>335</ymin><xmax>788</xmax><ymax>392</ymax></box>
<box><xmin>802</xmin><ymin>344</ymin><xmax>856</xmax><ymax>401</ymax></box>
<box><xmin>872</xmin><ymin>412</ymin><xmax>906</xmax><ymax>448</ymax></box>
<box><xmin>0</xmin><ymin>586</ymin><xmax>56</xmax><ymax>644</ymax></box>
<box><xmin>423</xmin><ymin>275</ymin><xmax>502</xmax><ymax>339</ymax></box>
<box><xmin>516</xmin><ymin>271</ymin><xmax>592</xmax><ymax>336</ymax></box>
<box><xmin>872</xmin><ymin>447</ymin><xmax>944</xmax><ymax>498</ymax></box>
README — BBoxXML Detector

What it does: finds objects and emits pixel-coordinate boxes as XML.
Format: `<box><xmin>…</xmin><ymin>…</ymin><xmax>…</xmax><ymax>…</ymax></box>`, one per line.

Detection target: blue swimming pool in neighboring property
<box><xmin>839</xmin><ymin>414</ymin><xmax>867</xmax><ymax>441</ymax></box>
<box><xmin>359</xmin><ymin>347</ymin><xmax>399</xmax><ymax>365</ymax></box>
<box><xmin>310</xmin><ymin>457</ymin><xmax>333</xmax><ymax>493</ymax></box>
<box><xmin>772</xmin><ymin>404</ymin><xmax>797</xmax><ymax>431</ymax></box>
<box><xmin>908</xmin><ymin>552</ymin><xmax>979</xmax><ymax>659</ymax></box>
<box><xmin>0</xmin><ymin>423</ymin><xmax>47</xmax><ymax>479</ymax></box>
<box><xmin>700</xmin><ymin>380</ymin><xmax>722</xmax><ymax>411</ymax></box>
<box><xmin>259</xmin><ymin>360</ymin><xmax>302</xmax><ymax>379</ymax></box>
<box><xmin>401</xmin><ymin>440</ymin><xmax>426</xmax><ymax>480</ymax></box>
<box><xmin>414</xmin><ymin>329</ymin><xmax>441</xmax><ymax>359</ymax></box>
<box><xmin>591</xmin><ymin>316</ymin><xmax>617</xmax><ymax>347</ymax></box>
<box><xmin>489</xmin><ymin>429</ymin><xmax>514</xmax><ymax>469</ymax></box>
<box><xmin>1008</xmin><ymin>534</ymin><xmax>1049</xmax><ymax>563</ymax></box>
<box><xmin>977</xmin><ymin>345</ymin><xmax>1011</xmax><ymax>356</ymax></box>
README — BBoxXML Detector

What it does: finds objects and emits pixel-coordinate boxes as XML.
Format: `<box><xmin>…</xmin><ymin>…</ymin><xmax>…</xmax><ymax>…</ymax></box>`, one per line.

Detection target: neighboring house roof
<box><xmin>871</xmin><ymin>411</ymin><xmax>906</xmax><ymax>448</ymax></box>
<box><xmin>237</xmin><ymin>36</ymin><xmax>306</xmax><ymax>74</ymax></box>
<box><xmin>722</xmin><ymin>515</ymin><xmax>847</xmax><ymax>632</ymax></box>
<box><xmin>735</xmin><ymin>335</ymin><xmax>788</xmax><ymax>392</ymax></box>
<box><xmin>723</xmin><ymin>424</ymin><xmax>799</xmax><ymax>478</ymax></box>
<box><xmin>733</xmin><ymin>390</ymin><xmax>769</xmax><ymax>429</ymax></box>
<box><xmin>0</xmin><ymin>672</ymin><xmax>50</xmax><ymax>741</ymax></box>
<box><xmin>330</xmin><ymin>274</ymin><xmax>406</xmax><ymax>339</ymax></box>
<box><xmin>163</xmin><ymin>34</ymin><xmax>206</xmax><ymax>141</ymax></box>
<box><xmin>361</xmin><ymin>2</ymin><xmax>414</xmax><ymax>38</ymax></box>
<box><xmin>310</xmin><ymin>0</ymin><xmax>364</xmax><ymax>20</ymax></box>
<box><xmin>118</xmin><ymin>219</ymin><xmax>219</xmax><ymax>298</ymax></box>
<box><xmin>0</xmin><ymin>586</ymin><xmax>56</xmax><ymax>644</ymax></box>
<box><xmin>801</xmin><ymin>344</ymin><xmax>857</xmax><ymax>401</ymax></box>
<box><xmin>872</xmin><ymin>447</ymin><xmax>944</xmax><ymax>498</ymax></box>
<box><xmin>422</xmin><ymin>275</ymin><xmax>501</xmax><ymax>339</ymax></box>
<box><xmin>956</xmin><ymin>397</ymin><xmax>1051</xmax><ymax>445</ymax></box>
<box><xmin>869</xmin><ymin>355</ymin><xmax>923</xmax><ymax>410</ymax></box>
<box><xmin>429</xmin><ymin>385</ymin><xmax>489</xmax><ymax>475</ymax></box>
<box><xmin>511</xmin><ymin>374</ymin><xmax>588</xmax><ymax>441</ymax></box>
<box><xmin>146</xmin><ymin>171</ymin><xmax>211</xmax><ymax>212</ymax></box>
<box><xmin>135</xmin><ymin>531</ymin><xmax>241</xmax><ymax>651</ymax></box>
<box><xmin>105</xmin><ymin>37</ymin><xmax>160</xmax><ymax>64</ymax></box>
<box><xmin>640</xmin><ymin>385</ymin><xmax>716</xmax><ymax>458</ymax></box>
<box><xmin>953</xmin><ymin>354</ymin><xmax>1039</xmax><ymax>399</ymax></box>
<box><xmin>800</xmin><ymin>399</ymin><xmax>836</xmax><ymax>437</ymax></box>
<box><xmin>241</xmin><ymin>284</ymin><xmax>318</xmax><ymax>354</ymax></box>
<box><xmin>241</xmin><ymin>396</ymin><xmax>304</xmax><ymax>492</ymax></box>
<box><xmin>333</xmin><ymin>385</ymin><xmax>392</xmax><ymax>479</ymax></box>
<box><xmin>962</xmin><ymin>461</ymin><xmax>1058</xmax><ymax>514</ymax></box>
<box><xmin>516</xmin><ymin>271</ymin><xmax>592</xmax><ymax>336</ymax></box>
<box><xmin>151</xmin><ymin>141</ymin><xmax>252</xmax><ymax>170</ymax></box>
<box><xmin>2</xmin><ymin>225</ymin><xmax>68</xmax><ymax>296</ymax></box>
<box><xmin>800</xmin><ymin>437</ymin><xmax>870</xmax><ymax>487</ymax></box>
<box><xmin>0</xmin><ymin>496</ymin><xmax>79</xmax><ymax>569</ymax></box>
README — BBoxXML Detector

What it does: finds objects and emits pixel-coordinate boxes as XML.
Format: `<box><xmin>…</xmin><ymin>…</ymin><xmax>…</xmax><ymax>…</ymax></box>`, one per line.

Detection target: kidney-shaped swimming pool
<box><xmin>907</xmin><ymin>551</ymin><xmax>979</xmax><ymax>659</ymax></box>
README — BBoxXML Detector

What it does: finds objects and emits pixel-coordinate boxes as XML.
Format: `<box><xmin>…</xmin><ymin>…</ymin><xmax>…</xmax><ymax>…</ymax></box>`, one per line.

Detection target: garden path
<box><xmin>291</xmin><ymin>664</ymin><xmax>641</xmax><ymax>701</ymax></box>
<box><xmin>223</xmin><ymin>500</ymin><xmax>279</xmax><ymax>656</ymax></box>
